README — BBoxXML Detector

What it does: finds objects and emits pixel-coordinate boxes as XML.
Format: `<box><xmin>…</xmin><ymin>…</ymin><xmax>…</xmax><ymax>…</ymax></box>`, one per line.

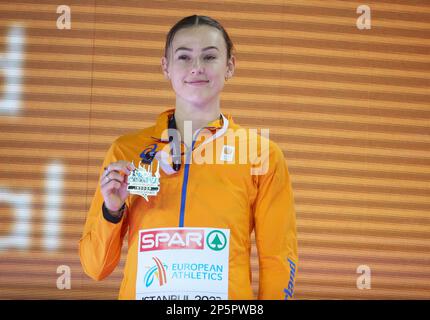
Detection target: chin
<box><xmin>186</xmin><ymin>96</ymin><xmax>215</xmax><ymax>107</ymax></box>
<box><xmin>187</xmin><ymin>99</ymin><xmax>212</xmax><ymax>107</ymax></box>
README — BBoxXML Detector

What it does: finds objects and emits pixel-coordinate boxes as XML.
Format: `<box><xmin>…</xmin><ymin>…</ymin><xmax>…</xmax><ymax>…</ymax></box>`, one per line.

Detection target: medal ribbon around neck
<box><xmin>155</xmin><ymin>113</ymin><xmax>229</xmax><ymax>176</ymax></box>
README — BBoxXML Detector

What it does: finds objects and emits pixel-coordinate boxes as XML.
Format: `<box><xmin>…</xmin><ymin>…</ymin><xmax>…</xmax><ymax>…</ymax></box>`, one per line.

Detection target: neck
<box><xmin>174</xmin><ymin>97</ymin><xmax>221</xmax><ymax>140</ymax></box>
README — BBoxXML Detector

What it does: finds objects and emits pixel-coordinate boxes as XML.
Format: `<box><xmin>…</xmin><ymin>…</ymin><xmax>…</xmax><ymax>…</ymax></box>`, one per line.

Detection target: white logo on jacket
<box><xmin>220</xmin><ymin>145</ymin><xmax>235</xmax><ymax>162</ymax></box>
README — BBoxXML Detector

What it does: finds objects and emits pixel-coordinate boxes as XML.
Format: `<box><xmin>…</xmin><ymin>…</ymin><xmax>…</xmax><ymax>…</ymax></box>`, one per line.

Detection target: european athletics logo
<box><xmin>143</xmin><ymin>257</ymin><xmax>168</xmax><ymax>288</ymax></box>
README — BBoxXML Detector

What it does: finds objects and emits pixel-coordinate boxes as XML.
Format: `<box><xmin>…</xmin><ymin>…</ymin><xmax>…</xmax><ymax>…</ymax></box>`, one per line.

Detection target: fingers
<box><xmin>100</xmin><ymin>171</ymin><xmax>125</xmax><ymax>187</ymax></box>
<box><xmin>102</xmin><ymin>161</ymin><xmax>135</xmax><ymax>178</ymax></box>
<box><xmin>104</xmin><ymin>162</ymin><xmax>130</xmax><ymax>176</ymax></box>
<box><xmin>100</xmin><ymin>161</ymin><xmax>136</xmax><ymax>188</ymax></box>
<box><xmin>102</xmin><ymin>179</ymin><xmax>123</xmax><ymax>191</ymax></box>
<box><xmin>100</xmin><ymin>161</ymin><xmax>135</xmax><ymax>210</ymax></box>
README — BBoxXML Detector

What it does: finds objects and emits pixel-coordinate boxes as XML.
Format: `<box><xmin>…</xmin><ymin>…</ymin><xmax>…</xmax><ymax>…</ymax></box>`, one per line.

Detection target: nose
<box><xmin>191</xmin><ymin>58</ymin><xmax>204</xmax><ymax>74</ymax></box>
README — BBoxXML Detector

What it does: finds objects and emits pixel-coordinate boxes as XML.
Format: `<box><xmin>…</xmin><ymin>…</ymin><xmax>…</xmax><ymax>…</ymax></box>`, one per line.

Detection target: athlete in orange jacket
<box><xmin>79</xmin><ymin>15</ymin><xmax>298</xmax><ymax>300</ymax></box>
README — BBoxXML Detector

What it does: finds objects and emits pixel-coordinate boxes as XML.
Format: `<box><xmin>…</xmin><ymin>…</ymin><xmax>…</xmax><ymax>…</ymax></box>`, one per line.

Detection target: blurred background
<box><xmin>0</xmin><ymin>0</ymin><xmax>429</xmax><ymax>299</ymax></box>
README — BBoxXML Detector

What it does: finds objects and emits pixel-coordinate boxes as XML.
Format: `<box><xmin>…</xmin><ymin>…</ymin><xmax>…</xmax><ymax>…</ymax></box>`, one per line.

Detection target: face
<box><xmin>162</xmin><ymin>25</ymin><xmax>235</xmax><ymax>107</ymax></box>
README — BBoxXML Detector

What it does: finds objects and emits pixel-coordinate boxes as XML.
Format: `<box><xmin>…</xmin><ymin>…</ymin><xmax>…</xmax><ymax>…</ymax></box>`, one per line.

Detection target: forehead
<box><xmin>171</xmin><ymin>25</ymin><xmax>226</xmax><ymax>52</ymax></box>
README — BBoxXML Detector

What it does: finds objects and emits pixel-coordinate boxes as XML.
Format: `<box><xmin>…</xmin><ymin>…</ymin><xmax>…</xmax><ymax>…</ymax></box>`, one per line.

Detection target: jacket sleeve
<box><xmin>79</xmin><ymin>141</ymin><xmax>129</xmax><ymax>281</ymax></box>
<box><xmin>253</xmin><ymin>140</ymin><xmax>298</xmax><ymax>300</ymax></box>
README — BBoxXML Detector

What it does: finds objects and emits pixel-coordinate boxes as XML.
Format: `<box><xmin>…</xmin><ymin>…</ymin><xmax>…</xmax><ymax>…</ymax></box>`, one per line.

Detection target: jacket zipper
<box><xmin>178</xmin><ymin>140</ymin><xmax>196</xmax><ymax>227</ymax></box>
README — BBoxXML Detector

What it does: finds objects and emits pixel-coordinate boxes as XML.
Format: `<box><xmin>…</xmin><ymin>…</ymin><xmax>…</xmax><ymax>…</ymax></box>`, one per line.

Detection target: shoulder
<box><xmin>112</xmin><ymin>125</ymin><xmax>156</xmax><ymax>148</ymax></box>
<box><xmin>228</xmin><ymin>123</ymin><xmax>286</xmax><ymax>177</ymax></box>
<box><xmin>104</xmin><ymin>125</ymin><xmax>157</xmax><ymax>160</ymax></box>
<box><xmin>232</xmin><ymin>125</ymin><xmax>285</xmax><ymax>163</ymax></box>
<box><xmin>229</xmin><ymin>121</ymin><xmax>284</xmax><ymax>155</ymax></box>
<box><xmin>266</xmin><ymin>138</ymin><xmax>285</xmax><ymax>161</ymax></box>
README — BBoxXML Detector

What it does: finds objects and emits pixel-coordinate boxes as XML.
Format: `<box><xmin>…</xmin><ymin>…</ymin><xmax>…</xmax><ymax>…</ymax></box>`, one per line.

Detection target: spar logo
<box><xmin>206</xmin><ymin>230</ymin><xmax>227</xmax><ymax>251</ymax></box>
<box><xmin>140</xmin><ymin>229</ymin><xmax>205</xmax><ymax>252</ymax></box>
<box><xmin>144</xmin><ymin>256</ymin><xmax>168</xmax><ymax>288</ymax></box>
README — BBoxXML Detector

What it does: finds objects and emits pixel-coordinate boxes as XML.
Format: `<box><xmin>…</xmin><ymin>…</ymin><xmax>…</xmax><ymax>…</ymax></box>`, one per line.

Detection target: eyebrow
<box><xmin>174</xmin><ymin>46</ymin><xmax>219</xmax><ymax>53</ymax></box>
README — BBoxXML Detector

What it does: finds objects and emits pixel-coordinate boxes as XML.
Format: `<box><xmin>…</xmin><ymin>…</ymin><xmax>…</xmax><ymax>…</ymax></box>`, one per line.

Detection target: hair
<box><xmin>164</xmin><ymin>15</ymin><xmax>235</xmax><ymax>64</ymax></box>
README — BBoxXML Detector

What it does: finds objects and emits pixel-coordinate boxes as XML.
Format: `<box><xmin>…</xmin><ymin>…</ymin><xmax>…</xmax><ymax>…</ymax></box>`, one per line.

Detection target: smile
<box><xmin>185</xmin><ymin>81</ymin><xmax>209</xmax><ymax>86</ymax></box>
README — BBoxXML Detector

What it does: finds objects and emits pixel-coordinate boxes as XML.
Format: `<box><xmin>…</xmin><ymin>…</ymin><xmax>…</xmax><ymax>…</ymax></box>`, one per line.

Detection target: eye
<box><xmin>205</xmin><ymin>55</ymin><xmax>216</xmax><ymax>60</ymax></box>
<box><xmin>178</xmin><ymin>55</ymin><xmax>190</xmax><ymax>60</ymax></box>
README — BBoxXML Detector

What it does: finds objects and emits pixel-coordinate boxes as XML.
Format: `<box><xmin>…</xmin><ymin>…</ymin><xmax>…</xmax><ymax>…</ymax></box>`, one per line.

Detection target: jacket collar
<box><xmin>151</xmin><ymin>108</ymin><xmax>234</xmax><ymax>142</ymax></box>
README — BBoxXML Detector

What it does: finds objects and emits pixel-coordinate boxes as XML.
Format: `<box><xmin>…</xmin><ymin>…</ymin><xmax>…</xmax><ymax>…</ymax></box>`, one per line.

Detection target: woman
<box><xmin>79</xmin><ymin>15</ymin><xmax>298</xmax><ymax>300</ymax></box>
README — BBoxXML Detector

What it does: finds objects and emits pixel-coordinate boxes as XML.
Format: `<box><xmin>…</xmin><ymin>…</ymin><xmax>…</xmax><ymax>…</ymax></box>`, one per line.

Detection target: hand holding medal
<box><xmin>100</xmin><ymin>160</ymin><xmax>136</xmax><ymax>216</ymax></box>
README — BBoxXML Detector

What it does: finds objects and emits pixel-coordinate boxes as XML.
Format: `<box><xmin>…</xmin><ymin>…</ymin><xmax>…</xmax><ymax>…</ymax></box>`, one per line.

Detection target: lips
<box><xmin>185</xmin><ymin>80</ymin><xmax>209</xmax><ymax>84</ymax></box>
<box><xmin>185</xmin><ymin>80</ymin><xmax>209</xmax><ymax>87</ymax></box>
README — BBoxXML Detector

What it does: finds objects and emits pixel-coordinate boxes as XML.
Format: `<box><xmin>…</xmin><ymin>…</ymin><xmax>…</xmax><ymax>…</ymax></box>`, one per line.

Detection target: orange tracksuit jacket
<box><xmin>79</xmin><ymin>108</ymin><xmax>298</xmax><ymax>300</ymax></box>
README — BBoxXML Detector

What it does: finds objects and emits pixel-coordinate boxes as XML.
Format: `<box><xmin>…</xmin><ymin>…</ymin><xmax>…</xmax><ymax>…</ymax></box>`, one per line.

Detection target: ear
<box><xmin>225</xmin><ymin>55</ymin><xmax>236</xmax><ymax>80</ymax></box>
<box><xmin>161</xmin><ymin>56</ymin><xmax>170</xmax><ymax>80</ymax></box>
